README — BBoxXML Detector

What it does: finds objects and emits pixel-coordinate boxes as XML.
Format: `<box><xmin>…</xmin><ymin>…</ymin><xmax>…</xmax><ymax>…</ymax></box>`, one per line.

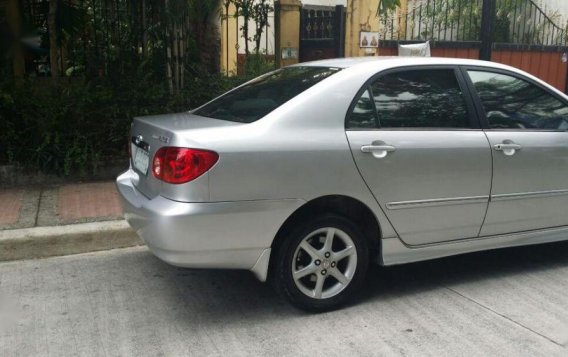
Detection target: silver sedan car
<box><xmin>117</xmin><ymin>57</ymin><xmax>568</xmax><ymax>311</ymax></box>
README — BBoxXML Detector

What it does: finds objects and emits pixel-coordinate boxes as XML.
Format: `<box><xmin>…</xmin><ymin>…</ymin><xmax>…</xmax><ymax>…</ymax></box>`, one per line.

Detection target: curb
<box><xmin>0</xmin><ymin>220</ymin><xmax>143</xmax><ymax>262</ymax></box>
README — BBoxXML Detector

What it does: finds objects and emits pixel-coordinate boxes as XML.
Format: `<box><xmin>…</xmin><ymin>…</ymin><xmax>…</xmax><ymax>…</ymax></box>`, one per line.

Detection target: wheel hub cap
<box><xmin>292</xmin><ymin>227</ymin><xmax>358</xmax><ymax>299</ymax></box>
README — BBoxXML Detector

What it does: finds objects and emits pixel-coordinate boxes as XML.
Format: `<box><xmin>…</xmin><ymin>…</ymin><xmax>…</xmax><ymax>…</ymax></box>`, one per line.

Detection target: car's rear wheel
<box><xmin>272</xmin><ymin>214</ymin><xmax>369</xmax><ymax>312</ymax></box>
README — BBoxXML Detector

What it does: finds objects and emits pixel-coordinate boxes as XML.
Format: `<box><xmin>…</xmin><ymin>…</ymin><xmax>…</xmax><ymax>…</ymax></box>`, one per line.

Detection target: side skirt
<box><xmin>380</xmin><ymin>225</ymin><xmax>568</xmax><ymax>266</ymax></box>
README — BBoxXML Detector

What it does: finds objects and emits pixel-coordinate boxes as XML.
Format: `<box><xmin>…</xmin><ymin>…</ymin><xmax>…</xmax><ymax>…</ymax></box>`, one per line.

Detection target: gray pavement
<box><xmin>0</xmin><ymin>181</ymin><xmax>140</xmax><ymax>263</ymax></box>
<box><xmin>1</xmin><ymin>242</ymin><xmax>568</xmax><ymax>357</ymax></box>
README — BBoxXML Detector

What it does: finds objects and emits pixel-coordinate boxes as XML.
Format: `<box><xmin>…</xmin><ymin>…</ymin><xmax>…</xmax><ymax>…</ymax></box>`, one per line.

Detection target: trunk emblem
<box><xmin>135</xmin><ymin>135</ymin><xmax>143</xmax><ymax>145</ymax></box>
<box><xmin>152</xmin><ymin>134</ymin><xmax>170</xmax><ymax>144</ymax></box>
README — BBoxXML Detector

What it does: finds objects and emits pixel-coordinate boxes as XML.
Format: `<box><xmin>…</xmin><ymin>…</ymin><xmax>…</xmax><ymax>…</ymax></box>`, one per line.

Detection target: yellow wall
<box><xmin>343</xmin><ymin>0</ymin><xmax>409</xmax><ymax>57</ymax></box>
<box><xmin>275</xmin><ymin>0</ymin><xmax>302</xmax><ymax>67</ymax></box>
<box><xmin>344</xmin><ymin>0</ymin><xmax>380</xmax><ymax>57</ymax></box>
<box><xmin>398</xmin><ymin>0</ymin><xmax>409</xmax><ymax>40</ymax></box>
<box><xmin>220</xmin><ymin>2</ymin><xmax>238</xmax><ymax>75</ymax></box>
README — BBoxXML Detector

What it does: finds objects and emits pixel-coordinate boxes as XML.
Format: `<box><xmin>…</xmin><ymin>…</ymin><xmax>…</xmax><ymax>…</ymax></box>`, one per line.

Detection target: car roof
<box><xmin>286</xmin><ymin>55</ymin><xmax>567</xmax><ymax>101</ymax></box>
<box><xmin>294</xmin><ymin>56</ymin><xmax>510</xmax><ymax>70</ymax></box>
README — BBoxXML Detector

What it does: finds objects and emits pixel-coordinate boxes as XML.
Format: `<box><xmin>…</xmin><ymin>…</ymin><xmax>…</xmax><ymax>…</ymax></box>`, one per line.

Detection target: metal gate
<box><xmin>299</xmin><ymin>5</ymin><xmax>345</xmax><ymax>62</ymax></box>
<box><xmin>377</xmin><ymin>0</ymin><xmax>568</xmax><ymax>92</ymax></box>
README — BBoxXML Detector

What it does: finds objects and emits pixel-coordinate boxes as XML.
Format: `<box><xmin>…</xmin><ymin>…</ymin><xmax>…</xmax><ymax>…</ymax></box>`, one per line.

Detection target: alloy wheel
<box><xmin>291</xmin><ymin>227</ymin><xmax>358</xmax><ymax>299</ymax></box>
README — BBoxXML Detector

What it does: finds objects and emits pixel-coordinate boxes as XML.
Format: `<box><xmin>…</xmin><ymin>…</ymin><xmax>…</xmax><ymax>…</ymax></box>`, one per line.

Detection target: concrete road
<box><xmin>1</xmin><ymin>242</ymin><xmax>568</xmax><ymax>357</ymax></box>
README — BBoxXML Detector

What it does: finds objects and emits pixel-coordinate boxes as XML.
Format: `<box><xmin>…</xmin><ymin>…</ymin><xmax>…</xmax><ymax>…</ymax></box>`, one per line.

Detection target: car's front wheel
<box><xmin>271</xmin><ymin>214</ymin><xmax>369</xmax><ymax>312</ymax></box>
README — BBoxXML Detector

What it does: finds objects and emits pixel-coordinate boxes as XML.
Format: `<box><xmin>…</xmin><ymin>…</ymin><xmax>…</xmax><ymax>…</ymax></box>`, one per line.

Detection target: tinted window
<box><xmin>347</xmin><ymin>69</ymin><xmax>469</xmax><ymax>129</ymax></box>
<box><xmin>468</xmin><ymin>71</ymin><xmax>568</xmax><ymax>130</ymax></box>
<box><xmin>195</xmin><ymin>66</ymin><xmax>341</xmax><ymax>123</ymax></box>
<box><xmin>347</xmin><ymin>88</ymin><xmax>378</xmax><ymax>128</ymax></box>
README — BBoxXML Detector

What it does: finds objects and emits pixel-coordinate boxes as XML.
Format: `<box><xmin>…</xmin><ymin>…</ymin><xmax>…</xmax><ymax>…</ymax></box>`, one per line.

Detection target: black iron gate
<box><xmin>376</xmin><ymin>0</ymin><xmax>568</xmax><ymax>92</ymax></box>
<box><xmin>299</xmin><ymin>5</ymin><xmax>345</xmax><ymax>62</ymax></box>
<box><xmin>377</xmin><ymin>0</ymin><xmax>567</xmax><ymax>52</ymax></box>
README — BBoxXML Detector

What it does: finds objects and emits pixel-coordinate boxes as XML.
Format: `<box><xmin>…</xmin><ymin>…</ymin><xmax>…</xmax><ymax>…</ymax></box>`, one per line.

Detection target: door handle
<box><xmin>494</xmin><ymin>142</ymin><xmax>522</xmax><ymax>156</ymax></box>
<box><xmin>361</xmin><ymin>143</ymin><xmax>396</xmax><ymax>158</ymax></box>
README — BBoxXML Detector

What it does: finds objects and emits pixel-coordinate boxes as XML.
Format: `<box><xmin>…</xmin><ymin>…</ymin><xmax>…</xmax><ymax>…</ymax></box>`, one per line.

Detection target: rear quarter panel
<box><xmin>196</xmin><ymin>66</ymin><xmax>399</xmax><ymax>239</ymax></box>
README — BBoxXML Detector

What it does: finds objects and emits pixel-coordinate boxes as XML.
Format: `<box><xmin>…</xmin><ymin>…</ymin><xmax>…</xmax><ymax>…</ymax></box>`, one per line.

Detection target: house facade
<box><xmin>219</xmin><ymin>0</ymin><xmax>386</xmax><ymax>75</ymax></box>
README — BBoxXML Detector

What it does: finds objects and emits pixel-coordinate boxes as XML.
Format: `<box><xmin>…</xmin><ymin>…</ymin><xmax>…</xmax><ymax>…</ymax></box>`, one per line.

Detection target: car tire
<box><xmin>271</xmin><ymin>214</ymin><xmax>369</xmax><ymax>312</ymax></box>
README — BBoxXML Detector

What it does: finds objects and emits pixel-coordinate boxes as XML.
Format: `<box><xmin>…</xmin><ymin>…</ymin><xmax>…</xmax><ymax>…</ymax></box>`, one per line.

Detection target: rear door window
<box><xmin>347</xmin><ymin>69</ymin><xmax>471</xmax><ymax>129</ymax></box>
<box><xmin>347</xmin><ymin>88</ymin><xmax>378</xmax><ymax>128</ymax></box>
<box><xmin>195</xmin><ymin>66</ymin><xmax>341</xmax><ymax>123</ymax></box>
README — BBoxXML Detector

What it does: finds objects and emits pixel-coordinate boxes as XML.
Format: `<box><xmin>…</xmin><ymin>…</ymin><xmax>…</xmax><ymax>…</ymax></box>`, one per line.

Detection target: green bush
<box><xmin>0</xmin><ymin>67</ymin><xmax>248</xmax><ymax>176</ymax></box>
<box><xmin>243</xmin><ymin>53</ymin><xmax>276</xmax><ymax>77</ymax></box>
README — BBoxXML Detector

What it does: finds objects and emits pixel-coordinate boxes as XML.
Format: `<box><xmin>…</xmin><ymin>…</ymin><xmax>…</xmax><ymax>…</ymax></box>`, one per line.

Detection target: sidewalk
<box><xmin>0</xmin><ymin>181</ymin><xmax>142</xmax><ymax>261</ymax></box>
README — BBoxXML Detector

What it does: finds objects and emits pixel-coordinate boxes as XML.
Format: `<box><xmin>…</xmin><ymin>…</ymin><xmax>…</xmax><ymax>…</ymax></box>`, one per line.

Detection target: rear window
<box><xmin>194</xmin><ymin>66</ymin><xmax>341</xmax><ymax>123</ymax></box>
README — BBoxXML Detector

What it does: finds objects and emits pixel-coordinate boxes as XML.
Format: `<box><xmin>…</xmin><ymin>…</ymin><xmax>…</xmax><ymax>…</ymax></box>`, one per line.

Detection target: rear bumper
<box><xmin>116</xmin><ymin>169</ymin><xmax>304</xmax><ymax>278</ymax></box>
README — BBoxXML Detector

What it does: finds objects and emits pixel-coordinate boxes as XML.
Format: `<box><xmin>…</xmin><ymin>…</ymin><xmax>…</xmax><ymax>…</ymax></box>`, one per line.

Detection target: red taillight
<box><xmin>152</xmin><ymin>147</ymin><xmax>219</xmax><ymax>184</ymax></box>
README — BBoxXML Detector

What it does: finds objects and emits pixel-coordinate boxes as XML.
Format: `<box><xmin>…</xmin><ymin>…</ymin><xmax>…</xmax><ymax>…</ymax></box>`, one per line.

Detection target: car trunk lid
<box><xmin>130</xmin><ymin>112</ymin><xmax>239</xmax><ymax>199</ymax></box>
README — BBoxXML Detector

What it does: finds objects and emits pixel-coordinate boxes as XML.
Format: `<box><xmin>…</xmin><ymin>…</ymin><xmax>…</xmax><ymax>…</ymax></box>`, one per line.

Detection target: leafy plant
<box><xmin>0</xmin><ymin>65</ymin><xmax>248</xmax><ymax>176</ymax></box>
<box><xmin>243</xmin><ymin>52</ymin><xmax>275</xmax><ymax>77</ymax></box>
<box><xmin>0</xmin><ymin>0</ymin><xmax>274</xmax><ymax>176</ymax></box>
<box><xmin>251</xmin><ymin>0</ymin><xmax>273</xmax><ymax>54</ymax></box>
<box><xmin>378</xmin><ymin>0</ymin><xmax>402</xmax><ymax>14</ymax></box>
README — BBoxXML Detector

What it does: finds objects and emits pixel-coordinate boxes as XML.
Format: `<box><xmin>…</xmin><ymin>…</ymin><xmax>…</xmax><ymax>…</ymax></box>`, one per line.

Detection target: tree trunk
<box><xmin>142</xmin><ymin>0</ymin><xmax>147</xmax><ymax>56</ymax></box>
<box><xmin>6</xmin><ymin>0</ymin><xmax>25</xmax><ymax>77</ymax></box>
<box><xmin>172</xmin><ymin>24</ymin><xmax>179</xmax><ymax>94</ymax></box>
<box><xmin>179</xmin><ymin>24</ymin><xmax>184</xmax><ymax>91</ymax></box>
<box><xmin>243</xmin><ymin>19</ymin><xmax>249</xmax><ymax>55</ymax></box>
<box><xmin>166</xmin><ymin>30</ymin><xmax>174</xmax><ymax>95</ymax></box>
<box><xmin>165</xmin><ymin>0</ymin><xmax>173</xmax><ymax>94</ymax></box>
<box><xmin>48</xmin><ymin>0</ymin><xmax>60</xmax><ymax>79</ymax></box>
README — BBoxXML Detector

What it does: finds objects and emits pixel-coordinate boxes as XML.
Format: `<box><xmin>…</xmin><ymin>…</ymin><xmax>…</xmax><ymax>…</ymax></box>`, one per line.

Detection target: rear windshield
<box><xmin>194</xmin><ymin>66</ymin><xmax>341</xmax><ymax>123</ymax></box>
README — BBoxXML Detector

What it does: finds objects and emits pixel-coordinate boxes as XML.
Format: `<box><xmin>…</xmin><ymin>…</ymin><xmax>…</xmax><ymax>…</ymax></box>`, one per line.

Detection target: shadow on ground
<box><xmin>144</xmin><ymin>239</ymin><xmax>568</xmax><ymax>319</ymax></box>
